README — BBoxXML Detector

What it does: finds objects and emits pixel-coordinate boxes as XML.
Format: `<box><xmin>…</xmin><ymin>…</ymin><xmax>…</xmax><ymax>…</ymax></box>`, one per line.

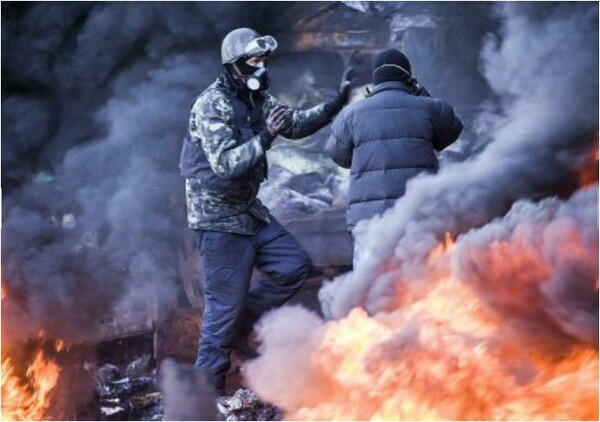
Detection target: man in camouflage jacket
<box><xmin>179</xmin><ymin>28</ymin><xmax>351</xmax><ymax>396</ymax></box>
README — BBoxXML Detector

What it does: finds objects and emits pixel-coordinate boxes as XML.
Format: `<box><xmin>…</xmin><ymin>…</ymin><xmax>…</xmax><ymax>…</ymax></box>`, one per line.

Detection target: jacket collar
<box><xmin>369</xmin><ymin>80</ymin><xmax>412</xmax><ymax>97</ymax></box>
<box><xmin>218</xmin><ymin>74</ymin><xmax>238</xmax><ymax>96</ymax></box>
<box><xmin>217</xmin><ymin>73</ymin><xmax>264</xmax><ymax>107</ymax></box>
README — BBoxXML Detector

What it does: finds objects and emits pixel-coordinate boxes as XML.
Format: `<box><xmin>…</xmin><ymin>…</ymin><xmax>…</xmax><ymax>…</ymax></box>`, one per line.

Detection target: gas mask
<box><xmin>246</xmin><ymin>67</ymin><xmax>269</xmax><ymax>91</ymax></box>
<box><xmin>232</xmin><ymin>61</ymin><xmax>270</xmax><ymax>91</ymax></box>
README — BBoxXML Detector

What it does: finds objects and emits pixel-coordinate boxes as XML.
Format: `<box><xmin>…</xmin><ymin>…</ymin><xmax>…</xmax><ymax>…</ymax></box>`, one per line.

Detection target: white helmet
<box><xmin>221</xmin><ymin>28</ymin><xmax>278</xmax><ymax>64</ymax></box>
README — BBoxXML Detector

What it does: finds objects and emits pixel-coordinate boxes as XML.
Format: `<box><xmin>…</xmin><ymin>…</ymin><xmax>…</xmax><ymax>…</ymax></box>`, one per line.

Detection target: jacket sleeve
<box><xmin>263</xmin><ymin>93</ymin><xmax>337</xmax><ymax>140</ymax></box>
<box><xmin>431</xmin><ymin>99</ymin><xmax>463</xmax><ymax>151</ymax></box>
<box><xmin>190</xmin><ymin>92</ymin><xmax>265</xmax><ymax>179</ymax></box>
<box><xmin>325</xmin><ymin>109</ymin><xmax>353</xmax><ymax>168</ymax></box>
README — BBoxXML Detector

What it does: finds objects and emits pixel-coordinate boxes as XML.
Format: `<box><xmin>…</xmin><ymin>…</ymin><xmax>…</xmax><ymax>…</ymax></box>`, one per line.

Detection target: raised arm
<box><xmin>261</xmin><ymin>68</ymin><xmax>357</xmax><ymax>140</ymax></box>
<box><xmin>262</xmin><ymin>93</ymin><xmax>345</xmax><ymax>140</ymax></box>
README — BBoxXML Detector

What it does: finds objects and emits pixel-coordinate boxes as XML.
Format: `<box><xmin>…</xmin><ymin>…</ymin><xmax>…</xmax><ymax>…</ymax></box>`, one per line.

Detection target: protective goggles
<box><xmin>244</xmin><ymin>36</ymin><xmax>278</xmax><ymax>58</ymax></box>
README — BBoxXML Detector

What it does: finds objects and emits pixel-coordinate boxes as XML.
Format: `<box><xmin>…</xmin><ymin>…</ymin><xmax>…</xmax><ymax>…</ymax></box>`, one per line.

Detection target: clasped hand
<box><xmin>265</xmin><ymin>106</ymin><xmax>292</xmax><ymax>136</ymax></box>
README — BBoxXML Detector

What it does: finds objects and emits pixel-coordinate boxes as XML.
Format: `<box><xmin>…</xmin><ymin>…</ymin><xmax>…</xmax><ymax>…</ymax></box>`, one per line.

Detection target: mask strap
<box><xmin>231</xmin><ymin>62</ymin><xmax>248</xmax><ymax>79</ymax></box>
<box><xmin>373</xmin><ymin>63</ymin><xmax>411</xmax><ymax>77</ymax></box>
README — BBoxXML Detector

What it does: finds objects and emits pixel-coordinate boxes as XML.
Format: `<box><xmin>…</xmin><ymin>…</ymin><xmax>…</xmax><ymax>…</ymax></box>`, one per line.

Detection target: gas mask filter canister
<box><xmin>246</xmin><ymin>67</ymin><xmax>269</xmax><ymax>91</ymax></box>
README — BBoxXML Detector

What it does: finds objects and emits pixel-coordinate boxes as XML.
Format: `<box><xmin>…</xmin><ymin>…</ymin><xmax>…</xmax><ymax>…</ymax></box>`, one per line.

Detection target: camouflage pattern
<box><xmin>262</xmin><ymin>93</ymin><xmax>332</xmax><ymax>140</ymax></box>
<box><xmin>184</xmin><ymin>75</ymin><xmax>334</xmax><ymax>235</ymax></box>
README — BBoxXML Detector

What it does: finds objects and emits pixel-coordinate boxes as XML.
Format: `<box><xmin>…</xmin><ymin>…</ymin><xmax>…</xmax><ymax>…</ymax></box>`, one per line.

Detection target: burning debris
<box><xmin>246</xmin><ymin>188</ymin><xmax>599</xmax><ymax>420</ymax></box>
<box><xmin>1</xmin><ymin>344</ymin><xmax>62</xmax><ymax>420</ymax></box>
<box><xmin>1</xmin><ymin>286</ymin><xmax>70</xmax><ymax>420</ymax></box>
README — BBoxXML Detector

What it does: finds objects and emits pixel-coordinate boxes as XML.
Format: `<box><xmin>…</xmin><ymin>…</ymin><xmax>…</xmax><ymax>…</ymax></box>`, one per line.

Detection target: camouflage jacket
<box><xmin>180</xmin><ymin>75</ymin><xmax>336</xmax><ymax>235</ymax></box>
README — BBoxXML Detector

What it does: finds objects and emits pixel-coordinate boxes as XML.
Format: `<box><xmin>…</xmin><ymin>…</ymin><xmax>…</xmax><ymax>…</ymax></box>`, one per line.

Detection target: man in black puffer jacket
<box><xmin>326</xmin><ymin>49</ymin><xmax>463</xmax><ymax>266</ymax></box>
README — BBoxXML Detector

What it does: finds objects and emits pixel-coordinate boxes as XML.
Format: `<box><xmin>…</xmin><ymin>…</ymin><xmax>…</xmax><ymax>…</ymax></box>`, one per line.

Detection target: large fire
<box><xmin>1</xmin><ymin>289</ymin><xmax>64</xmax><ymax>421</ymax></box>
<box><xmin>248</xmin><ymin>187</ymin><xmax>599</xmax><ymax>420</ymax></box>
<box><xmin>293</xmin><ymin>281</ymin><xmax>598</xmax><ymax>420</ymax></box>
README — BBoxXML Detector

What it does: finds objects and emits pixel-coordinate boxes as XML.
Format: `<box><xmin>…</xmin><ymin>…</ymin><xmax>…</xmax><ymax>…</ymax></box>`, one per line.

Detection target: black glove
<box><xmin>260</xmin><ymin>106</ymin><xmax>290</xmax><ymax>150</ymax></box>
<box><xmin>339</xmin><ymin>67</ymin><xmax>358</xmax><ymax>103</ymax></box>
<box><xmin>408</xmin><ymin>77</ymin><xmax>431</xmax><ymax>97</ymax></box>
<box><xmin>324</xmin><ymin>67</ymin><xmax>358</xmax><ymax>117</ymax></box>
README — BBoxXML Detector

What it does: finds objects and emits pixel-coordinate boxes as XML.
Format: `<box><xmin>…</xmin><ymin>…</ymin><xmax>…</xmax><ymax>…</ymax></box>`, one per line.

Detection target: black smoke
<box><xmin>2</xmin><ymin>2</ymin><xmax>536</xmax><ymax>419</ymax></box>
<box><xmin>245</xmin><ymin>4</ymin><xmax>598</xmax><ymax>418</ymax></box>
<box><xmin>1</xmin><ymin>2</ymin><xmax>340</xmax><ymax>343</ymax></box>
<box><xmin>1</xmin><ymin>2</ymin><xmax>503</xmax><ymax>344</ymax></box>
<box><xmin>320</xmin><ymin>1</ymin><xmax>599</xmax><ymax>320</ymax></box>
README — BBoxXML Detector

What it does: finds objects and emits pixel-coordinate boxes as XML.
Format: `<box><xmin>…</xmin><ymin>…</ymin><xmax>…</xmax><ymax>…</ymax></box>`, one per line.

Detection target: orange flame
<box><xmin>1</xmin><ymin>352</ymin><xmax>61</xmax><ymax>420</ymax></box>
<box><xmin>278</xmin><ymin>213</ymin><xmax>599</xmax><ymax>421</ymax></box>
<box><xmin>289</xmin><ymin>277</ymin><xmax>598</xmax><ymax>420</ymax></box>
<box><xmin>429</xmin><ymin>232</ymin><xmax>456</xmax><ymax>260</ymax></box>
<box><xmin>1</xmin><ymin>287</ymin><xmax>65</xmax><ymax>420</ymax></box>
<box><xmin>577</xmin><ymin>136</ymin><xmax>599</xmax><ymax>188</ymax></box>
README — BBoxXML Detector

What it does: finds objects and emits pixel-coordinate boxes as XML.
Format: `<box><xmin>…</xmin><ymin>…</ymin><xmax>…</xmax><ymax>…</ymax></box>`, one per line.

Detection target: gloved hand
<box><xmin>259</xmin><ymin>106</ymin><xmax>291</xmax><ymax>149</ymax></box>
<box><xmin>408</xmin><ymin>77</ymin><xmax>431</xmax><ymax>97</ymax></box>
<box><xmin>339</xmin><ymin>67</ymin><xmax>358</xmax><ymax>103</ymax></box>
<box><xmin>324</xmin><ymin>67</ymin><xmax>358</xmax><ymax>117</ymax></box>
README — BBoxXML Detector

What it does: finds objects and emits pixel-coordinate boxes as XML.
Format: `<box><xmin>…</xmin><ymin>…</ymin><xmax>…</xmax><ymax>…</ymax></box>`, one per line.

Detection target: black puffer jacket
<box><xmin>326</xmin><ymin>81</ymin><xmax>463</xmax><ymax>228</ymax></box>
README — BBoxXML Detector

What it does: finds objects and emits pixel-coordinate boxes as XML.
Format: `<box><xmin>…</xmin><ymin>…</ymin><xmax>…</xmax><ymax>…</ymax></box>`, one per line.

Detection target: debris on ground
<box><xmin>86</xmin><ymin>356</ymin><xmax>164</xmax><ymax>421</ymax></box>
<box><xmin>216</xmin><ymin>388</ymin><xmax>282</xmax><ymax>421</ymax></box>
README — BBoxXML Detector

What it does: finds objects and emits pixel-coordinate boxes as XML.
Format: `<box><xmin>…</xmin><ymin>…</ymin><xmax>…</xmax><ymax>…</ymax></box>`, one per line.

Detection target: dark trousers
<box><xmin>194</xmin><ymin>218</ymin><xmax>310</xmax><ymax>395</ymax></box>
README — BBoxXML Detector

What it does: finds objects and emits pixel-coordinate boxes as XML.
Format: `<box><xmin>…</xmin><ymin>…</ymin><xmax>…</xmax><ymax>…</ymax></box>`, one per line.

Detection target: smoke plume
<box><xmin>454</xmin><ymin>186</ymin><xmax>598</xmax><ymax>344</ymax></box>
<box><xmin>246</xmin><ymin>2</ymin><xmax>598</xmax><ymax>418</ymax></box>
<box><xmin>319</xmin><ymin>1</ymin><xmax>598</xmax><ymax>319</ymax></box>
<box><xmin>246</xmin><ymin>185</ymin><xmax>598</xmax><ymax>419</ymax></box>
<box><xmin>3</xmin><ymin>3</ymin><xmax>597</xmax><ymax>418</ymax></box>
<box><xmin>1</xmin><ymin>2</ymin><xmax>341</xmax><ymax>343</ymax></box>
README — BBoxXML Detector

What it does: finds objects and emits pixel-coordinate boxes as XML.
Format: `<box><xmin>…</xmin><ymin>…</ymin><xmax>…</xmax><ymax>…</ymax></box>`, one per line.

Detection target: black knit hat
<box><xmin>372</xmin><ymin>49</ymin><xmax>412</xmax><ymax>85</ymax></box>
